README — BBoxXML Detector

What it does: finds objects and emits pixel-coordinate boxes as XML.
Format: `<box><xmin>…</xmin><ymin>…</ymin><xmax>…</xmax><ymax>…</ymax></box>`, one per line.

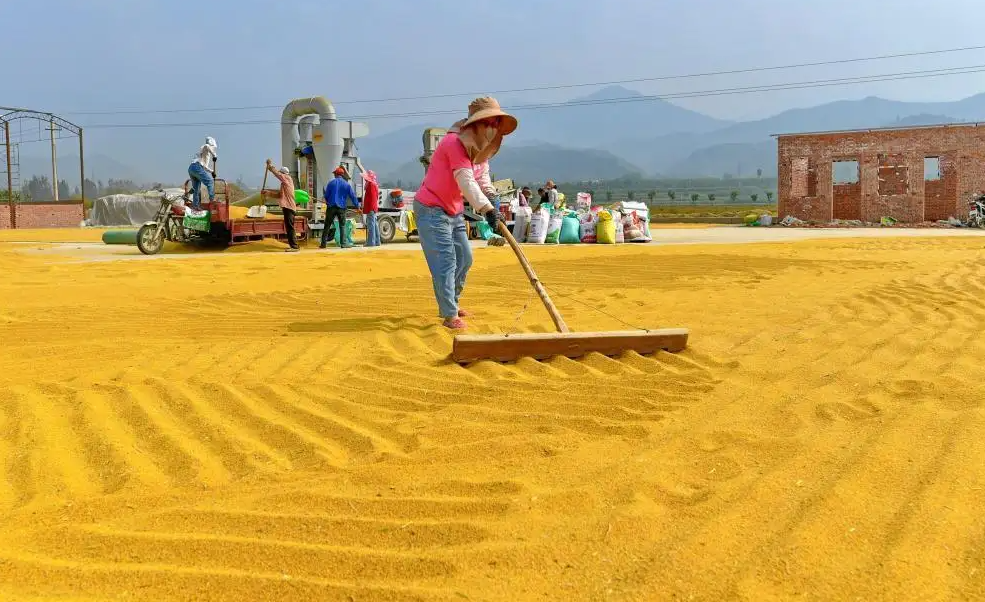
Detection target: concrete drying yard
<box><xmin>0</xmin><ymin>225</ymin><xmax>984</xmax><ymax>601</ymax></box>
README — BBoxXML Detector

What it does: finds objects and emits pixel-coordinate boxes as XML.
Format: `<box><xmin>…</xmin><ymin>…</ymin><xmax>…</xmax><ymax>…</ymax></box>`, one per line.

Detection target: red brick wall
<box><xmin>0</xmin><ymin>202</ymin><xmax>85</xmax><ymax>229</ymax></box>
<box><xmin>832</xmin><ymin>183</ymin><xmax>862</xmax><ymax>220</ymax></box>
<box><xmin>777</xmin><ymin>124</ymin><xmax>985</xmax><ymax>223</ymax></box>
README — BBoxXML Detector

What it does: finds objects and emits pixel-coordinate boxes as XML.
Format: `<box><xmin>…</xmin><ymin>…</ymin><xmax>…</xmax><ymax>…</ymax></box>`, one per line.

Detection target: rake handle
<box><xmin>496</xmin><ymin>220</ymin><xmax>570</xmax><ymax>333</ymax></box>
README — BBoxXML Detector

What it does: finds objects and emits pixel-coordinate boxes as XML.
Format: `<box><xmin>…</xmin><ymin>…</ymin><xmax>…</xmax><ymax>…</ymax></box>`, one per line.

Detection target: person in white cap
<box><xmin>262</xmin><ymin>159</ymin><xmax>300</xmax><ymax>252</ymax></box>
<box><xmin>187</xmin><ymin>136</ymin><xmax>218</xmax><ymax>210</ymax></box>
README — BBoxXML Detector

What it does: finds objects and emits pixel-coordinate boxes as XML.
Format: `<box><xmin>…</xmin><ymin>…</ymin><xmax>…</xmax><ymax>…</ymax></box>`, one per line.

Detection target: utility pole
<box><xmin>4</xmin><ymin>121</ymin><xmax>13</xmax><ymax>228</ymax></box>
<box><xmin>79</xmin><ymin>128</ymin><xmax>85</xmax><ymax>209</ymax></box>
<box><xmin>49</xmin><ymin>118</ymin><xmax>58</xmax><ymax>201</ymax></box>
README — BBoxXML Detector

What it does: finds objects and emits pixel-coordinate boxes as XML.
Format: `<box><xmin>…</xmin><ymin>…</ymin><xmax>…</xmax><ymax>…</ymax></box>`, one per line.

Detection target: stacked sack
<box><xmin>545</xmin><ymin>210</ymin><xmax>564</xmax><ymax>244</ymax></box>
<box><xmin>595</xmin><ymin>210</ymin><xmax>618</xmax><ymax>244</ymax></box>
<box><xmin>579</xmin><ymin>206</ymin><xmax>600</xmax><ymax>243</ymax></box>
<box><xmin>560</xmin><ymin>210</ymin><xmax>581</xmax><ymax>244</ymax></box>
<box><xmin>613</xmin><ymin>201</ymin><xmax>652</xmax><ymax>243</ymax></box>
<box><xmin>512</xmin><ymin>205</ymin><xmax>532</xmax><ymax>243</ymax></box>
<box><xmin>526</xmin><ymin>206</ymin><xmax>550</xmax><ymax>244</ymax></box>
<box><xmin>507</xmin><ymin>192</ymin><xmax>651</xmax><ymax>247</ymax></box>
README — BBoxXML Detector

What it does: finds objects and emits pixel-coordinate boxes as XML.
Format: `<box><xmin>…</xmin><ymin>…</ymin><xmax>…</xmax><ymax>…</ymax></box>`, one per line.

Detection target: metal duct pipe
<box><xmin>280</xmin><ymin>97</ymin><xmax>341</xmax><ymax>189</ymax></box>
<box><xmin>298</xmin><ymin>114</ymin><xmax>319</xmax><ymax>145</ymax></box>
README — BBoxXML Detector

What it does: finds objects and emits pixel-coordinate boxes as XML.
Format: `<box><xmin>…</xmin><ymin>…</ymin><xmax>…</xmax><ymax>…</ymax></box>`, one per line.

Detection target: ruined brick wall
<box><xmin>0</xmin><ymin>202</ymin><xmax>85</xmax><ymax>229</ymax></box>
<box><xmin>777</xmin><ymin>124</ymin><xmax>985</xmax><ymax>223</ymax></box>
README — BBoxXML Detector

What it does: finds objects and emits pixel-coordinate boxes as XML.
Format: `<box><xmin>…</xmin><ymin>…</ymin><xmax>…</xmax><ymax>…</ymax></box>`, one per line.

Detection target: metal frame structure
<box><xmin>0</xmin><ymin>106</ymin><xmax>84</xmax><ymax>228</ymax></box>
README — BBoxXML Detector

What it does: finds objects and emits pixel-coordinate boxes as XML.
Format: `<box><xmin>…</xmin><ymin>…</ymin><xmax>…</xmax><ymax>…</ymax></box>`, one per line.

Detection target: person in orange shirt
<box><xmin>262</xmin><ymin>159</ymin><xmax>300</xmax><ymax>252</ymax></box>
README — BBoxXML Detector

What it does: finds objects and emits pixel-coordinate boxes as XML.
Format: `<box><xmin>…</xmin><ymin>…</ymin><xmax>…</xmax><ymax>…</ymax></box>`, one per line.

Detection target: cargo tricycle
<box><xmin>136</xmin><ymin>179</ymin><xmax>308</xmax><ymax>255</ymax></box>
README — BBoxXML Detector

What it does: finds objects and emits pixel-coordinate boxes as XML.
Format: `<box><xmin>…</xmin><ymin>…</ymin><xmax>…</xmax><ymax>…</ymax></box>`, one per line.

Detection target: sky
<box><xmin>6</xmin><ymin>0</ymin><xmax>985</xmax><ymax>184</ymax></box>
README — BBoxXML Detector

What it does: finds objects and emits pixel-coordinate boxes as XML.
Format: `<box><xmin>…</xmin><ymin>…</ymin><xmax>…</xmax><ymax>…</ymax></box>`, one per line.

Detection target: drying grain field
<box><xmin>1</xmin><ymin>228</ymin><xmax>984</xmax><ymax>601</ymax></box>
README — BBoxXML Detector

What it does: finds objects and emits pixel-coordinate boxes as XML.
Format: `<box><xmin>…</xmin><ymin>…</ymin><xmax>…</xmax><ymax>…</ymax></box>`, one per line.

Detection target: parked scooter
<box><xmin>968</xmin><ymin>193</ymin><xmax>985</xmax><ymax>228</ymax></box>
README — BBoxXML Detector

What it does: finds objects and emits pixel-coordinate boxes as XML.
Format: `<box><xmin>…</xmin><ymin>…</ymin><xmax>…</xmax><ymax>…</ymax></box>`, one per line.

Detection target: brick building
<box><xmin>1</xmin><ymin>202</ymin><xmax>85</xmax><ymax>229</ymax></box>
<box><xmin>775</xmin><ymin>123</ymin><xmax>985</xmax><ymax>223</ymax></box>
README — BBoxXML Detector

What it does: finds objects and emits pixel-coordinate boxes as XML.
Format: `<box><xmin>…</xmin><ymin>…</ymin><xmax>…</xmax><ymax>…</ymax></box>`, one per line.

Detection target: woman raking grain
<box><xmin>414</xmin><ymin>97</ymin><xmax>517</xmax><ymax>330</ymax></box>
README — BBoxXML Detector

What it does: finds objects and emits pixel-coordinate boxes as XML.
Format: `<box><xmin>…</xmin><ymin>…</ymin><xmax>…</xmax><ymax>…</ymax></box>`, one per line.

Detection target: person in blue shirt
<box><xmin>321</xmin><ymin>166</ymin><xmax>360</xmax><ymax>249</ymax></box>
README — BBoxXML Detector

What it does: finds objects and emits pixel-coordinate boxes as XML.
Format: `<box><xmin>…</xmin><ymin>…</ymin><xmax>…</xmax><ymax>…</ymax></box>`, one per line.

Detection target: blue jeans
<box><xmin>414</xmin><ymin>201</ymin><xmax>472</xmax><ymax>319</ymax></box>
<box><xmin>364</xmin><ymin>211</ymin><xmax>381</xmax><ymax>246</ymax></box>
<box><xmin>187</xmin><ymin>162</ymin><xmax>214</xmax><ymax>209</ymax></box>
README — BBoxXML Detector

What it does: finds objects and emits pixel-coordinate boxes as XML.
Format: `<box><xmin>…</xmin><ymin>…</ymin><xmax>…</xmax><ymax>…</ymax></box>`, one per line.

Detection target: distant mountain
<box><xmin>610</xmin><ymin>95</ymin><xmax>985</xmax><ymax>176</ymax></box>
<box><xmin>356</xmin><ymin>122</ymin><xmax>431</xmax><ymax>167</ymax></box>
<box><xmin>377</xmin><ymin>142</ymin><xmax>642</xmax><ymax>186</ymax></box>
<box><xmin>356</xmin><ymin>85</ymin><xmax>730</xmax><ymax>168</ymax></box>
<box><xmin>669</xmin><ymin>141</ymin><xmax>776</xmax><ymax>178</ymax></box>
<box><xmin>510</xmin><ymin>85</ymin><xmax>731</xmax><ymax>148</ymax></box>
<box><xmin>884</xmin><ymin>113</ymin><xmax>963</xmax><ymax>127</ymax></box>
<box><xmin>655</xmin><ymin>112</ymin><xmax>967</xmax><ymax>178</ymax></box>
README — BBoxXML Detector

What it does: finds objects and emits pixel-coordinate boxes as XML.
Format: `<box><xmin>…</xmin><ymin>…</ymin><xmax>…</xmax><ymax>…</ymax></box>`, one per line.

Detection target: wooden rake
<box><xmin>451</xmin><ymin>222</ymin><xmax>689</xmax><ymax>363</ymax></box>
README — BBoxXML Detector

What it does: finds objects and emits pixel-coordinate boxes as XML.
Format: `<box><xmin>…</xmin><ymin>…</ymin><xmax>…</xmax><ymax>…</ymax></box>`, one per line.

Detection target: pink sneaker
<box><xmin>457</xmin><ymin>309</ymin><xmax>471</xmax><ymax>317</ymax></box>
<box><xmin>442</xmin><ymin>317</ymin><xmax>467</xmax><ymax>330</ymax></box>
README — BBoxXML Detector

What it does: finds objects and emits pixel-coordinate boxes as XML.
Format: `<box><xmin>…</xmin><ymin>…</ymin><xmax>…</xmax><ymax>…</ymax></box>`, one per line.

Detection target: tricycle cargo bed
<box><xmin>229</xmin><ymin>217</ymin><xmax>308</xmax><ymax>243</ymax></box>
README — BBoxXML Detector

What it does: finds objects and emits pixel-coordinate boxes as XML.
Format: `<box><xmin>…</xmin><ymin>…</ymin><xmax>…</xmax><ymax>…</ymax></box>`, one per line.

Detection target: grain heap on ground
<box><xmin>0</xmin><ymin>229</ymin><xmax>982</xmax><ymax>601</ymax></box>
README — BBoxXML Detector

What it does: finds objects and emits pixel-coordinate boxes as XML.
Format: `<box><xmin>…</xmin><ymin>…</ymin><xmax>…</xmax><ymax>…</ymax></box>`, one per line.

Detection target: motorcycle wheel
<box><xmin>137</xmin><ymin>223</ymin><xmax>165</xmax><ymax>255</ymax></box>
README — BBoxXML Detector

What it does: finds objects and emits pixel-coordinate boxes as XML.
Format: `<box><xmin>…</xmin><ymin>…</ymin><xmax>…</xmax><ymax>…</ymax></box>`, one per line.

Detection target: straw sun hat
<box><xmin>459</xmin><ymin>97</ymin><xmax>518</xmax><ymax>135</ymax></box>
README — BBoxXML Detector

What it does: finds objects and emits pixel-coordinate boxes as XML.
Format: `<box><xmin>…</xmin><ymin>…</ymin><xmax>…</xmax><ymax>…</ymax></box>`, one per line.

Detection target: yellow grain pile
<box><xmin>0</xmin><ymin>230</ymin><xmax>982</xmax><ymax>601</ymax></box>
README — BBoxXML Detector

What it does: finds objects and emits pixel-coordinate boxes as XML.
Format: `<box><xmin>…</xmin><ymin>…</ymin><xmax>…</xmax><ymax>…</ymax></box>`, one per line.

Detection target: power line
<box><xmin>78</xmin><ymin>64</ymin><xmax>985</xmax><ymax>130</ymax></box>
<box><xmin>55</xmin><ymin>44</ymin><xmax>985</xmax><ymax>116</ymax></box>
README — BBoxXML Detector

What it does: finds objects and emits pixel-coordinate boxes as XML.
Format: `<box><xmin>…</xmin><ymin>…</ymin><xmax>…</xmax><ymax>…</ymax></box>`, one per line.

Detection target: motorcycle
<box><xmin>136</xmin><ymin>191</ymin><xmax>198</xmax><ymax>255</ymax></box>
<box><xmin>968</xmin><ymin>193</ymin><xmax>985</xmax><ymax>229</ymax></box>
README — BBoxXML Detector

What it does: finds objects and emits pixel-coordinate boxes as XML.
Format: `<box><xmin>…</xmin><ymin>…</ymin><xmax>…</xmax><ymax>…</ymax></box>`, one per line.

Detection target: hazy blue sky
<box><xmin>6</xmin><ymin>0</ymin><xmax>985</xmax><ymax>183</ymax></box>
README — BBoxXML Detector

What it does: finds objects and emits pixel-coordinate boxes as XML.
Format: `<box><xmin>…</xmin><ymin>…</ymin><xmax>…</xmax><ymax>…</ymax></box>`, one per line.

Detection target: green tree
<box><xmin>627</xmin><ymin>191</ymin><xmax>635</xmax><ymax>201</ymax></box>
<box><xmin>729</xmin><ymin>190</ymin><xmax>739</xmax><ymax>204</ymax></box>
<box><xmin>690</xmin><ymin>193</ymin><xmax>699</xmax><ymax>204</ymax></box>
<box><xmin>707</xmin><ymin>193</ymin><xmax>716</xmax><ymax>202</ymax></box>
<box><xmin>766</xmin><ymin>191</ymin><xmax>774</xmax><ymax>203</ymax></box>
<box><xmin>605</xmin><ymin>190</ymin><xmax>613</xmax><ymax>202</ymax></box>
<box><xmin>0</xmin><ymin>190</ymin><xmax>23</xmax><ymax>203</ymax></box>
<box><xmin>750</xmin><ymin>193</ymin><xmax>759</xmax><ymax>203</ymax></box>
<box><xmin>58</xmin><ymin>179</ymin><xmax>71</xmax><ymax>200</ymax></box>
<box><xmin>23</xmin><ymin>175</ymin><xmax>52</xmax><ymax>201</ymax></box>
<box><xmin>757</xmin><ymin>168</ymin><xmax>763</xmax><ymax>179</ymax></box>
<box><xmin>83</xmin><ymin>178</ymin><xmax>98</xmax><ymax>198</ymax></box>
<box><xmin>667</xmin><ymin>190</ymin><xmax>676</xmax><ymax>202</ymax></box>
<box><xmin>647</xmin><ymin>191</ymin><xmax>656</xmax><ymax>203</ymax></box>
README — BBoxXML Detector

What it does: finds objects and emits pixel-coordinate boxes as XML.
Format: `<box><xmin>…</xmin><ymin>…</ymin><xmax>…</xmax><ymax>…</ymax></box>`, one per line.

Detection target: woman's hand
<box><xmin>484</xmin><ymin>206</ymin><xmax>501</xmax><ymax>232</ymax></box>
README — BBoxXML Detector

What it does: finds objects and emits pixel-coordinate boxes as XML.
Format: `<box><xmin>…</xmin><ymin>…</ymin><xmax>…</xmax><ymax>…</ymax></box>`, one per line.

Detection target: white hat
<box><xmin>278</xmin><ymin>166</ymin><xmax>290</xmax><ymax>174</ymax></box>
<box><xmin>205</xmin><ymin>136</ymin><xmax>217</xmax><ymax>148</ymax></box>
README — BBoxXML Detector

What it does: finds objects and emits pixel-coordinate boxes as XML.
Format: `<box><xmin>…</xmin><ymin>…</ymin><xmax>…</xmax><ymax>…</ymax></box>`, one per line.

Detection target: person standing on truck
<box><xmin>361</xmin><ymin>169</ymin><xmax>381</xmax><ymax>247</ymax></box>
<box><xmin>262</xmin><ymin>159</ymin><xmax>300</xmax><ymax>252</ymax></box>
<box><xmin>414</xmin><ymin>97</ymin><xmax>517</xmax><ymax>330</ymax></box>
<box><xmin>321</xmin><ymin>166</ymin><xmax>360</xmax><ymax>249</ymax></box>
<box><xmin>187</xmin><ymin>136</ymin><xmax>218</xmax><ymax>210</ymax></box>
